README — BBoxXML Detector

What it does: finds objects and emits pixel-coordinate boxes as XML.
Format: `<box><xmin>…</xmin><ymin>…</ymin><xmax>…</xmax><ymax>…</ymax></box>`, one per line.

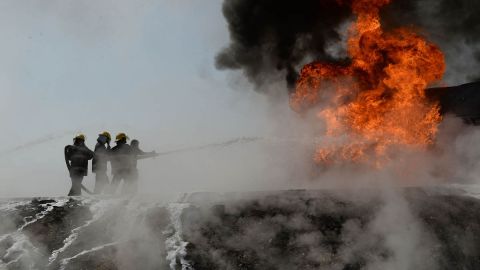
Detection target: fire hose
<box><xmin>81</xmin><ymin>184</ymin><xmax>93</xmax><ymax>195</ymax></box>
<box><xmin>151</xmin><ymin>136</ymin><xmax>314</xmax><ymax>158</ymax></box>
<box><xmin>153</xmin><ymin>137</ymin><xmax>263</xmax><ymax>157</ymax></box>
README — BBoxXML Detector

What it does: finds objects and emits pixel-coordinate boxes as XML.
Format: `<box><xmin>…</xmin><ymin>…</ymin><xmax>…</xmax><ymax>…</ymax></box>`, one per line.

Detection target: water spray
<box><xmin>151</xmin><ymin>136</ymin><xmax>315</xmax><ymax>158</ymax></box>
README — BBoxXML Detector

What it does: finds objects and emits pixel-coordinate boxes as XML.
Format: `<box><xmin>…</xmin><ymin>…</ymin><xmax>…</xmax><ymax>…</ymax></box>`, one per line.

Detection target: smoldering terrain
<box><xmin>1</xmin><ymin>186</ymin><xmax>480</xmax><ymax>270</ymax></box>
<box><xmin>1</xmin><ymin>116</ymin><xmax>480</xmax><ymax>270</ymax></box>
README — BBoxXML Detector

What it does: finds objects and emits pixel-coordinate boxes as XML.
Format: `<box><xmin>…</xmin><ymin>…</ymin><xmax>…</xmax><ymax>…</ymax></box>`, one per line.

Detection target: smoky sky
<box><xmin>217</xmin><ymin>0</ymin><xmax>480</xmax><ymax>92</ymax></box>
<box><xmin>215</xmin><ymin>0</ymin><xmax>352</xmax><ymax>91</ymax></box>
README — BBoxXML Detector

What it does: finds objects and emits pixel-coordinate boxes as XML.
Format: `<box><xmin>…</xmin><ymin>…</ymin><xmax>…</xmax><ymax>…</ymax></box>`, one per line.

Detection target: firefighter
<box><xmin>109</xmin><ymin>133</ymin><xmax>132</xmax><ymax>194</ymax></box>
<box><xmin>92</xmin><ymin>131</ymin><xmax>111</xmax><ymax>194</ymax></box>
<box><xmin>128</xmin><ymin>139</ymin><xmax>158</xmax><ymax>194</ymax></box>
<box><xmin>64</xmin><ymin>134</ymin><xmax>94</xmax><ymax>196</ymax></box>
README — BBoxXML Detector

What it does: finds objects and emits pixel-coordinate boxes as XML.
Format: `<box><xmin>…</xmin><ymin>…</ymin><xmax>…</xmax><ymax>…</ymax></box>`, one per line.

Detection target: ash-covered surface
<box><xmin>1</xmin><ymin>187</ymin><xmax>480</xmax><ymax>270</ymax></box>
<box><xmin>0</xmin><ymin>197</ymin><xmax>171</xmax><ymax>270</ymax></box>
<box><xmin>405</xmin><ymin>189</ymin><xmax>480</xmax><ymax>269</ymax></box>
<box><xmin>181</xmin><ymin>188</ymin><xmax>480</xmax><ymax>270</ymax></box>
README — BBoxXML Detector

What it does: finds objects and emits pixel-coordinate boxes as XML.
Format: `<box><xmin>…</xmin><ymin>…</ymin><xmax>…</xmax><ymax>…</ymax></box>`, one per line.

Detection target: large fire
<box><xmin>290</xmin><ymin>0</ymin><xmax>446</xmax><ymax>166</ymax></box>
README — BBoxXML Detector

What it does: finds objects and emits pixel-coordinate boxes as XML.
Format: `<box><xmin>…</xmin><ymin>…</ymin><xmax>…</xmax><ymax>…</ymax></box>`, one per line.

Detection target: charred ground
<box><xmin>1</xmin><ymin>187</ymin><xmax>480</xmax><ymax>270</ymax></box>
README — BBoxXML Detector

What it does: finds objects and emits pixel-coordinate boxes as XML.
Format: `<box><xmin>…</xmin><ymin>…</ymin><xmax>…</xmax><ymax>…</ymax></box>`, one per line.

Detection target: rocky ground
<box><xmin>1</xmin><ymin>186</ymin><xmax>479</xmax><ymax>270</ymax></box>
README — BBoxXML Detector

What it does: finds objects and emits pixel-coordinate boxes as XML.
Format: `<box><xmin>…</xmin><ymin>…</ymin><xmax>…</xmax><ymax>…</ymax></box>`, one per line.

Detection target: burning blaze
<box><xmin>290</xmin><ymin>0</ymin><xmax>445</xmax><ymax>166</ymax></box>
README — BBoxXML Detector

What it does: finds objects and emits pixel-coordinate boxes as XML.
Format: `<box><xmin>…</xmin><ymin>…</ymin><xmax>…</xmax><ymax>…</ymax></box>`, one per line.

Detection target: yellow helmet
<box><xmin>74</xmin><ymin>134</ymin><xmax>86</xmax><ymax>141</ymax></box>
<box><xmin>115</xmin><ymin>133</ymin><xmax>129</xmax><ymax>142</ymax></box>
<box><xmin>100</xmin><ymin>131</ymin><xmax>111</xmax><ymax>141</ymax></box>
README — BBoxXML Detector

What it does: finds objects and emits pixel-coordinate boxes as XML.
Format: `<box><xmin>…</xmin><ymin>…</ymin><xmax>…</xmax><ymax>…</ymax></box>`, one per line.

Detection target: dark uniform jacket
<box><xmin>110</xmin><ymin>142</ymin><xmax>132</xmax><ymax>175</ymax></box>
<box><xmin>92</xmin><ymin>143</ymin><xmax>110</xmax><ymax>173</ymax></box>
<box><xmin>65</xmin><ymin>144</ymin><xmax>94</xmax><ymax>176</ymax></box>
<box><xmin>130</xmin><ymin>147</ymin><xmax>157</xmax><ymax>170</ymax></box>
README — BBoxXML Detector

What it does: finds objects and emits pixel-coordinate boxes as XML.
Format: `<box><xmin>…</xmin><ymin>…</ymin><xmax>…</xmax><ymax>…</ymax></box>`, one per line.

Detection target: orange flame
<box><xmin>290</xmin><ymin>0</ymin><xmax>445</xmax><ymax>166</ymax></box>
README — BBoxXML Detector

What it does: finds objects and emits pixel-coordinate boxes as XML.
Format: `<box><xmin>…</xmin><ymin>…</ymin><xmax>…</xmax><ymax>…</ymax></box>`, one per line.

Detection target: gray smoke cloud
<box><xmin>217</xmin><ymin>0</ymin><xmax>480</xmax><ymax>92</ymax></box>
<box><xmin>216</xmin><ymin>0</ymin><xmax>352</xmax><ymax>92</ymax></box>
<box><xmin>383</xmin><ymin>0</ymin><xmax>480</xmax><ymax>85</ymax></box>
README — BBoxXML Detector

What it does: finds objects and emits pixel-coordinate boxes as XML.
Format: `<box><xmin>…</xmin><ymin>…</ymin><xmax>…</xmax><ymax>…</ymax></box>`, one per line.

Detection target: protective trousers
<box><xmin>127</xmin><ymin>169</ymin><xmax>139</xmax><ymax>195</ymax></box>
<box><xmin>109</xmin><ymin>173</ymin><xmax>125</xmax><ymax>194</ymax></box>
<box><xmin>110</xmin><ymin>172</ymin><xmax>135</xmax><ymax>195</ymax></box>
<box><xmin>94</xmin><ymin>172</ymin><xmax>109</xmax><ymax>194</ymax></box>
<box><xmin>68</xmin><ymin>175</ymin><xmax>83</xmax><ymax>196</ymax></box>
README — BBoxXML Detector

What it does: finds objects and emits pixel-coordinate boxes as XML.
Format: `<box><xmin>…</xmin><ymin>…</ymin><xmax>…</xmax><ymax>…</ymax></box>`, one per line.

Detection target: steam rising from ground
<box><xmin>1</xmin><ymin>118</ymin><xmax>480</xmax><ymax>269</ymax></box>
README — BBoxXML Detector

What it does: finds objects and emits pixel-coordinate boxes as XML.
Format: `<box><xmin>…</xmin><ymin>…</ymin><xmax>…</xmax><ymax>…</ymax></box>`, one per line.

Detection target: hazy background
<box><xmin>1</xmin><ymin>0</ymin><xmax>479</xmax><ymax>200</ymax></box>
<box><xmin>0</xmin><ymin>0</ymin><xmax>313</xmax><ymax>198</ymax></box>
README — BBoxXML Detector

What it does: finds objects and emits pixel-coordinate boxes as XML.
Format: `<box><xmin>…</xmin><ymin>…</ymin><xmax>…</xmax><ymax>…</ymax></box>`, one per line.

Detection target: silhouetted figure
<box><xmin>128</xmin><ymin>139</ymin><xmax>158</xmax><ymax>194</ymax></box>
<box><xmin>64</xmin><ymin>134</ymin><xmax>94</xmax><ymax>196</ymax></box>
<box><xmin>92</xmin><ymin>131</ymin><xmax>111</xmax><ymax>194</ymax></box>
<box><xmin>109</xmin><ymin>133</ymin><xmax>132</xmax><ymax>194</ymax></box>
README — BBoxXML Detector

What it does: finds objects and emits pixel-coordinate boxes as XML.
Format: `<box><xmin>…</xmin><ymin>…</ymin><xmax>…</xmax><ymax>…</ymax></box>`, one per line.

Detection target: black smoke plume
<box><xmin>217</xmin><ymin>0</ymin><xmax>480</xmax><ymax>93</ymax></box>
<box><xmin>215</xmin><ymin>0</ymin><xmax>352</xmax><ymax>92</ymax></box>
<box><xmin>384</xmin><ymin>0</ymin><xmax>480</xmax><ymax>83</ymax></box>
